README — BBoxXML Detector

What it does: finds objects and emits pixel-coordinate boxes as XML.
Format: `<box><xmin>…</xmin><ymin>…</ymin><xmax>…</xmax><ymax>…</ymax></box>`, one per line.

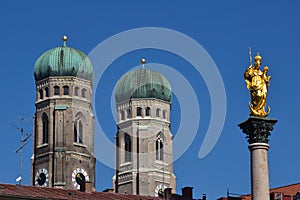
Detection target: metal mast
<box><xmin>11</xmin><ymin>117</ymin><xmax>32</xmax><ymax>185</ymax></box>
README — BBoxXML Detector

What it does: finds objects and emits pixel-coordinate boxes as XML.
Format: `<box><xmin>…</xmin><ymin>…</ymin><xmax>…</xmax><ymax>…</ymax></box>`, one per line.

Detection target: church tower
<box><xmin>113</xmin><ymin>60</ymin><xmax>176</xmax><ymax>197</ymax></box>
<box><xmin>32</xmin><ymin>36</ymin><xmax>95</xmax><ymax>190</ymax></box>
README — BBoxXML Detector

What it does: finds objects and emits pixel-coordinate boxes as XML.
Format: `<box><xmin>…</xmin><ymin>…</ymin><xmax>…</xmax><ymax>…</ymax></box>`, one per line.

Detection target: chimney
<box><xmin>164</xmin><ymin>188</ymin><xmax>172</xmax><ymax>200</ymax></box>
<box><xmin>202</xmin><ymin>194</ymin><xmax>207</xmax><ymax>200</ymax></box>
<box><xmin>102</xmin><ymin>188</ymin><xmax>114</xmax><ymax>193</ymax></box>
<box><xmin>182</xmin><ymin>187</ymin><xmax>193</xmax><ymax>199</ymax></box>
<box><xmin>84</xmin><ymin>181</ymin><xmax>93</xmax><ymax>193</ymax></box>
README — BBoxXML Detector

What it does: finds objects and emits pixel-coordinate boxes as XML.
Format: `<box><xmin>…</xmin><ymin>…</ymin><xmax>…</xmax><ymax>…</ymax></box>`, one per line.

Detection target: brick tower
<box><xmin>113</xmin><ymin>60</ymin><xmax>176</xmax><ymax>197</ymax></box>
<box><xmin>32</xmin><ymin>36</ymin><xmax>95</xmax><ymax>190</ymax></box>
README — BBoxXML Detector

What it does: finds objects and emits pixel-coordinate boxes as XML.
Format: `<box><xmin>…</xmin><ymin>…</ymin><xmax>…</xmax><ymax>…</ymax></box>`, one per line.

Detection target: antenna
<box><xmin>11</xmin><ymin>117</ymin><xmax>32</xmax><ymax>186</ymax></box>
<box><xmin>227</xmin><ymin>188</ymin><xmax>244</xmax><ymax>198</ymax></box>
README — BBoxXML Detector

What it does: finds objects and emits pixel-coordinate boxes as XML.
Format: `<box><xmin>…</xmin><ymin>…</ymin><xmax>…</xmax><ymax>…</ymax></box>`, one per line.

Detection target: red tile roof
<box><xmin>240</xmin><ymin>182</ymin><xmax>300</xmax><ymax>200</ymax></box>
<box><xmin>0</xmin><ymin>184</ymin><xmax>161</xmax><ymax>200</ymax></box>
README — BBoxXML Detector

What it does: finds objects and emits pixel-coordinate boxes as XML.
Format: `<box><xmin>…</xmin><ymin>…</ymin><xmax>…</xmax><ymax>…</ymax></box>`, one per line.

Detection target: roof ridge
<box><xmin>270</xmin><ymin>182</ymin><xmax>300</xmax><ymax>190</ymax></box>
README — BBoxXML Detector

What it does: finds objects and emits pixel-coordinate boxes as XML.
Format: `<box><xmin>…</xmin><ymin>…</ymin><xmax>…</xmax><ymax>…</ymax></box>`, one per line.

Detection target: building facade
<box><xmin>31</xmin><ymin>37</ymin><xmax>95</xmax><ymax>190</ymax></box>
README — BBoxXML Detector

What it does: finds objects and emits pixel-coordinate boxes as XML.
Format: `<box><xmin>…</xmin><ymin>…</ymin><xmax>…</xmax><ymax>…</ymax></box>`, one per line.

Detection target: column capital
<box><xmin>238</xmin><ymin>117</ymin><xmax>277</xmax><ymax>144</ymax></box>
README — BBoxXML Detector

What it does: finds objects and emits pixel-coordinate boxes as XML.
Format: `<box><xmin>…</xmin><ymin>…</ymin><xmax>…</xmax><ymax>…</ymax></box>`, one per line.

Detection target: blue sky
<box><xmin>1</xmin><ymin>1</ymin><xmax>300</xmax><ymax>199</ymax></box>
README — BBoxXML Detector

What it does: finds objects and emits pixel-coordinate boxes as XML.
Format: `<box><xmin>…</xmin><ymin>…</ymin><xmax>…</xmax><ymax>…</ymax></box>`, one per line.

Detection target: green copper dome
<box><xmin>115</xmin><ymin>68</ymin><xmax>172</xmax><ymax>103</ymax></box>
<box><xmin>34</xmin><ymin>37</ymin><xmax>93</xmax><ymax>82</ymax></box>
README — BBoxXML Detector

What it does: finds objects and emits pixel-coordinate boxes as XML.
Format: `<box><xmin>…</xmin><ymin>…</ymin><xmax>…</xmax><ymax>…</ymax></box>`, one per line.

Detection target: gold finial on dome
<box><xmin>254</xmin><ymin>52</ymin><xmax>262</xmax><ymax>61</ymax></box>
<box><xmin>62</xmin><ymin>35</ymin><xmax>67</xmax><ymax>47</ymax></box>
<box><xmin>62</xmin><ymin>35</ymin><xmax>68</xmax><ymax>41</ymax></box>
<box><xmin>141</xmin><ymin>58</ymin><xmax>146</xmax><ymax>69</ymax></box>
<box><xmin>141</xmin><ymin>58</ymin><xmax>146</xmax><ymax>64</ymax></box>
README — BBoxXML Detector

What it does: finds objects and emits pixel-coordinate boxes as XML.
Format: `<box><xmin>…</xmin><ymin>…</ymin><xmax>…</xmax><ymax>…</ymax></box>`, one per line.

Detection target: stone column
<box><xmin>239</xmin><ymin>117</ymin><xmax>277</xmax><ymax>200</ymax></box>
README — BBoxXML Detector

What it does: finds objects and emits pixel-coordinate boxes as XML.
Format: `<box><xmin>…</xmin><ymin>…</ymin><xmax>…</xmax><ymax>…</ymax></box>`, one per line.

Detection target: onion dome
<box><xmin>34</xmin><ymin>36</ymin><xmax>93</xmax><ymax>82</ymax></box>
<box><xmin>115</xmin><ymin>60</ymin><xmax>171</xmax><ymax>103</ymax></box>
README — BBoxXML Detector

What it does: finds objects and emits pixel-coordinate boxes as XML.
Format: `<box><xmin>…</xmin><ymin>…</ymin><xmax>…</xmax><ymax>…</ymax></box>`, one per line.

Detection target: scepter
<box><xmin>248</xmin><ymin>47</ymin><xmax>252</xmax><ymax>66</ymax></box>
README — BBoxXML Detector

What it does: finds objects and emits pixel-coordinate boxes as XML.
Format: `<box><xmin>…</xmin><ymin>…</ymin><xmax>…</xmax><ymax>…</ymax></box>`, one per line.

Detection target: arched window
<box><xmin>45</xmin><ymin>87</ymin><xmax>49</xmax><ymax>97</ymax></box>
<box><xmin>163</xmin><ymin>110</ymin><xmax>167</xmax><ymax>119</ymax></box>
<box><xmin>125</xmin><ymin>133</ymin><xmax>132</xmax><ymax>162</ymax></box>
<box><xmin>74</xmin><ymin>87</ymin><xmax>79</xmax><ymax>96</ymax></box>
<box><xmin>127</xmin><ymin>109</ymin><xmax>131</xmax><ymax>118</ymax></box>
<box><xmin>39</xmin><ymin>89</ymin><xmax>43</xmax><ymax>100</ymax></box>
<box><xmin>156</xmin><ymin>135</ymin><xmax>163</xmax><ymax>161</ymax></box>
<box><xmin>82</xmin><ymin>88</ymin><xmax>87</xmax><ymax>98</ymax></box>
<box><xmin>54</xmin><ymin>86</ymin><xmax>60</xmax><ymax>95</ymax></box>
<box><xmin>145</xmin><ymin>107</ymin><xmax>151</xmax><ymax>116</ymax></box>
<box><xmin>136</xmin><ymin>107</ymin><xmax>142</xmax><ymax>117</ymax></box>
<box><xmin>42</xmin><ymin>113</ymin><xmax>49</xmax><ymax>144</ymax></box>
<box><xmin>121</xmin><ymin>110</ymin><xmax>125</xmax><ymax>120</ymax></box>
<box><xmin>156</xmin><ymin>108</ymin><xmax>161</xmax><ymax>118</ymax></box>
<box><xmin>63</xmin><ymin>85</ymin><xmax>69</xmax><ymax>95</ymax></box>
<box><xmin>74</xmin><ymin>118</ymin><xmax>83</xmax><ymax>144</ymax></box>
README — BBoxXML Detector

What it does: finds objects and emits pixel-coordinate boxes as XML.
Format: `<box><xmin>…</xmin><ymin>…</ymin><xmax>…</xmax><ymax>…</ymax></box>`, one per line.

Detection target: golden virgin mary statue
<box><xmin>244</xmin><ymin>52</ymin><xmax>271</xmax><ymax>117</ymax></box>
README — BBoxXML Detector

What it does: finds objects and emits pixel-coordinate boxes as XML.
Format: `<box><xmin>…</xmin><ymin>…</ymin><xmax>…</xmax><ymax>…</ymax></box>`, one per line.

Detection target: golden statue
<box><xmin>244</xmin><ymin>49</ymin><xmax>271</xmax><ymax>117</ymax></box>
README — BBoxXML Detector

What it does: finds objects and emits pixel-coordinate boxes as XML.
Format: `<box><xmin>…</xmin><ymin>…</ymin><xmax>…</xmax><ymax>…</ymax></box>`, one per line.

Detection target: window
<box><xmin>82</xmin><ymin>88</ymin><xmax>87</xmax><ymax>98</ymax></box>
<box><xmin>45</xmin><ymin>87</ymin><xmax>49</xmax><ymax>97</ymax></box>
<box><xmin>156</xmin><ymin>108</ymin><xmax>160</xmax><ymax>118</ymax></box>
<box><xmin>74</xmin><ymin>113</ymin><xmax>86</xmax><ymax>144</ymax></box>
<box><xmin>127</xmin><ymin>109</ymin><xmax>131</xmax><ymax>118</ymax></box>
<box><xmin>145</xmin><ymin>107</ymin><xmax>151</xmax><ymax>116</ymax></box>
<box><xmin>42</xmin><ymin>114</ymin><xmax>49</xmax><ymax>144</ymax></box>
<box><xmin>54</xmin><ymin>86</ymin><xmax>60</xmax><ymax>95</ymax></box>
<box><xmin>121</xmin><ymin>110</ymin><xmax>125</xmax><ymax>120</ymax></box>
<box><xmin>156</xmin><ymin>135</ymin><xmax>163</xmax><ymax>161</ymax></box>
<box><xmin>275</xmin><ymin>193</ymin><xmax>283</xmax><ymax>200</ymax></box>
<box><xmin>63</xmin><ymin>85</ymin><xmax>69</xmax><ymax>95</ymax></box>
<box><xmin>39</xmin><ymin>89</ymin><xmax>43</xmax><ymax>100</ymax></box>
<box><xmin>136</xmin><ymin>107</ymin><xmax>142</xmax><ymax>117</ymax></box>
<box><xmin>125</xmin><ymin>133</ymin><xmax>132</xmax><ymax>162</ymax></box>
<box><xmin>74</xmin><ymin>87</ymin><xmax>79</xmax><ymax>96</ymax></box>
<box><xmin>74</xmin><ymin>118</ymin><xmax>83</xmax><ymax>143</ymax></box>
<box><xmin>163</xmin><ymin>110</ymin><xmax>167</xmax><ymax>119</ymax></box>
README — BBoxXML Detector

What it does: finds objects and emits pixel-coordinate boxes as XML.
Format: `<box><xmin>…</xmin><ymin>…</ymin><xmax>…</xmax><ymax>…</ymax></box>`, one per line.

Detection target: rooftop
<box><xmin>0</xmin><ymin>184</ymin><xmax>160</xmax><ymax>200</ymax></box>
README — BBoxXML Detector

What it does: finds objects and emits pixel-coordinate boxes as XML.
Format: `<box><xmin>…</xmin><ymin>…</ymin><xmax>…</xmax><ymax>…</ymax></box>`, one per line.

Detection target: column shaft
<box><xmin>249</xmin><ymin>143</ymin><xmax>270</xmax><ymax>200</ymax></box>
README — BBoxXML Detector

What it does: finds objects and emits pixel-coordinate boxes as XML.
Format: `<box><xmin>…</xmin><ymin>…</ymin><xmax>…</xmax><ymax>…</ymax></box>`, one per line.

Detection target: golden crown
<box><xmin>254</xmin><ymin>53</ymin><xmax>262</xmax><ymax>61</ymax></box>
